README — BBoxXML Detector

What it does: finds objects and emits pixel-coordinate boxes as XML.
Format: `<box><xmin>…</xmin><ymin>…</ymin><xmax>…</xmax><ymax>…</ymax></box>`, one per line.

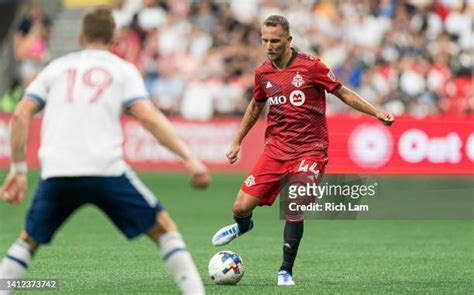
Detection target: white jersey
<box><xmin>25</xmin><ymin>49</ymin><xmax>148</xmax><ymax>178</ymax></box>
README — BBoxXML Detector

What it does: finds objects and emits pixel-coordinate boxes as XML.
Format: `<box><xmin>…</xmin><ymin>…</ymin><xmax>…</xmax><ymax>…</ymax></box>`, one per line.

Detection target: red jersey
<box><xmin>252</xmin><ymin>50</ymin><xmax>341</xmax><ymax>161</ymax></box>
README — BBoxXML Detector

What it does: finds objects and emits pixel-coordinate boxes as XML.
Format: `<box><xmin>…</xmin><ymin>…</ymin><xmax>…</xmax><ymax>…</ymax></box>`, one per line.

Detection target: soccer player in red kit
<box><xmin>212</xmin><ymin>15</ymin><xmax>394</xmax><ymax>285</ymax></box>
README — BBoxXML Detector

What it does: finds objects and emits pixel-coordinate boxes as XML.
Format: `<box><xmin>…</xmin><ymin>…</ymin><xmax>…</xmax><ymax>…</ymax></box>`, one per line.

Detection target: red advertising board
<box><xmin>327</xmin><ymin>115</ymin><xmax>473</xmax><ymax>174</ymax></box>
<box><xmin>0</xmin><ymin>114</ymin><xmax>472</xmax><ymax>174</ymax></box>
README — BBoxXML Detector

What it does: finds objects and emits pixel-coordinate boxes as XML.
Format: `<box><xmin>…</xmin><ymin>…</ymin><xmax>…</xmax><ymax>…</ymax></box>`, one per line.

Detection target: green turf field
<box><xmin>0</xmin><ymin>171</ymin><xmax>472</xmax><ymax>294</ymax></box>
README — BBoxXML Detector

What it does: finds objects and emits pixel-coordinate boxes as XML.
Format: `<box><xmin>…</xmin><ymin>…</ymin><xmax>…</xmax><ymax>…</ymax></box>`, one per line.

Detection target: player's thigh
<box><xmin>240</xmin><ymin>153</ymin><xmax>286</xmax><ymax>208</ymax></box>
<box><xmin>92</xmin><ymin>170</ymin><xmax>164</xmax><ymax>240</ymax></box>
<box><xmin>25</xmin><ymin>178</ymin><xmax>86</xmax><ymax>245</ymax></box>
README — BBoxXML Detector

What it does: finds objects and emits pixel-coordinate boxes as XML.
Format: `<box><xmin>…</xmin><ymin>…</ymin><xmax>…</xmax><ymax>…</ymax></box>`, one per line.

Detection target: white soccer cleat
<box><xmin>277</xmin><ymin>270</ymin><xmax>296</xmax><ymax>286</ymax></box>
<box><xmin>212</xmin><ymin>223</ymin><xmax>239</xmax><ymax>246</ymax></box>
<box><xmin>211</xmin><ymin>222</ymin><xmax>253</xmax><ymax>246</ymax></box>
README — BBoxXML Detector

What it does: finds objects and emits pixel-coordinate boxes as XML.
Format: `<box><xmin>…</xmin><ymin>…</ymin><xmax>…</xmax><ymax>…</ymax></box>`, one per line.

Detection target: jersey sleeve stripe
<box><xmin>122</xmin><ymin>96</ymin><xmax>148</xmax><ymax>108</ymax></box>
<box><xmin>24</xmin><ymin>93</ymin><xmax>46</xmax><ymax>108</ymax></box>
<box><xmin>327</xmin><ymin>82</ymin><xmax>342</xmax><ymax>93</ymax></box>
<box><xmin>254</xmin><ymin>96</ymin><xmax>267</xmax><ymax>102</ymax></box>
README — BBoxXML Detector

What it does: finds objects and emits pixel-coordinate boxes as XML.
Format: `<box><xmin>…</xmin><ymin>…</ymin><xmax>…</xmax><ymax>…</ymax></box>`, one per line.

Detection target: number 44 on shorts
<box><xmin>297</xmin><ymin>159</ymin><xmax>320</xmax><ymax>175</ymax></box>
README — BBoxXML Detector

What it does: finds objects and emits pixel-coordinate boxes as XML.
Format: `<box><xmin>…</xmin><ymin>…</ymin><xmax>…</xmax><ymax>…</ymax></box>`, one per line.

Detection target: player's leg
<box><xmin>0</xmin><ymin>230</ymin><xmax>38</xmax><ymax>295</ymax></box>
<box><xmin>278</xmin><ymin>181</ymin><xmax>306</xmax><ymax>286</ymax></box>
<box><xmin>95</xmin><ymin>171</ymin><xmax>204</xmax><ymax>295</ymax></box>
<box><xmin>232</xmin><ymin>189</ymin><xmax>259</xmax><ymax>233</ymax></box>
<box><xmin>0</xmin><ymin>178</ymin><xmax>83</xmax><ymax>294</ymax></box>
<box><xmin>146</xmin><ymin>211</ymin><xmax>204</xmax><ymax>295</ymax></box>
<box><xmin>213</xmin><ymin>153</ymin><xmax>285</xmax><ymax>246</ymax></box>
<box><xmin>277</xmin><ymin>157</ymin><xmax>327</xmax><ymax>286</ymax></box>
<box><xmin>277</xmin><ymin>220</ymin><xmax>303</xmax><ymax>286</ymax></box>
<box><xmin>211</xmin><ymin>190</ymin><xmax>260</xmax><ymax>246</ymax></box>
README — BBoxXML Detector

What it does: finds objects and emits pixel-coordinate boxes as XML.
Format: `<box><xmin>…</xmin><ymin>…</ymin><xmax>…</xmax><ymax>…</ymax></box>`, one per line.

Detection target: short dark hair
<box><xmin>263</xmin><ymin>15</ymin><xmax>290</xmax><ymax>35</ymax></box>
<box><xmin>81</xmin><ymin>7</ymin><xmax>115</xmax><ymax>44</ymax></box>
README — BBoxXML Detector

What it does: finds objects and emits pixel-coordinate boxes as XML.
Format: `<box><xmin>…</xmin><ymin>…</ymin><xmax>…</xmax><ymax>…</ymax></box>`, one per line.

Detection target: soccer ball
<box><xmin>208</xmin><ymin>251</ymin><xmax>245</xmax><ymax>285</ymax></box>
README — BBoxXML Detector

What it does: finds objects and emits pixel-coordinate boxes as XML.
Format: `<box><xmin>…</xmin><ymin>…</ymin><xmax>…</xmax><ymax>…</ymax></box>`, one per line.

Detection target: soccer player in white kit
<box><xmin>0</xmin><ymin>8</ymin><xmax>209</xmax><ymax>295</ymax></box>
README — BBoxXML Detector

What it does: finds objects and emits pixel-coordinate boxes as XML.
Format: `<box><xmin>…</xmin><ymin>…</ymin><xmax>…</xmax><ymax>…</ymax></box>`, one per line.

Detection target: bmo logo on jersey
<box><xmin>289</xmin><ymin>90</ymin><xmax>305</xmax><ymax>106</ymax></box>
<box><xmin>268</xmin><ymin>90</ymin><xmax>306</xmax><ymax>107</ymax></box>
<box><xmin>268</xmin><ymin>95</ymin><xmax>287</xmax><ymax>105</ymax></box>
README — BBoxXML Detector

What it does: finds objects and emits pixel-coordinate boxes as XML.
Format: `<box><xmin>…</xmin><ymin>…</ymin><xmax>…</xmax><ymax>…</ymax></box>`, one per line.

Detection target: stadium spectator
<box><xmin>191</xmin><ymin>0</ymin><xmax>218</xmax><ymax>32</ymax></box>
<box><xmin>111</xmin><ymin>0</ymin><xmax>133</xmax><ymax>28</ymax></box>
<box><xmin>139</xmin><ymin>29</ymin><xmax>161</xmax><ymax>92</ymax></box>
<box><xmin>137</xmin><ymin>0</ymin><xmax>166</xmax><ymax>31</ymax></box>
<box><xmin>151</xmin><ymin>64</ymin><xmax>185</xmax><ymax>115</ymax></box>
<box><xmin>112</xmin><ymin>24</ymin><xmax>142</xmax><ymax>65</ymax></box>
<box><xmin>14</xmin><ymin>4</ymin><xmax>51</xmax><ymax>87</ymax></box>
<box><xmin>180</xmin><ymin>73</ymin><xmax>215</xmax><ymax>120</ymax></box>
<box><xmin>213</xmin><ymin>74</ymin><xmax>246</xmax><ymax>116</ymax></box>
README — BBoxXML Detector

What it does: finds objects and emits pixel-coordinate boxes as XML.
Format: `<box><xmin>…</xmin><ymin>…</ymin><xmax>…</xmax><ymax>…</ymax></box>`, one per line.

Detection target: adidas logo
<box><xmin>266</xmin><ymin>81</ymin><xmax>273</xmax><ymax>88</ymax></box>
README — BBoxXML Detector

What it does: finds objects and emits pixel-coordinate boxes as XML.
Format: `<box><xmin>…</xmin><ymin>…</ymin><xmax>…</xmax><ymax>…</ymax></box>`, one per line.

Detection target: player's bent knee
<box><xmin>147</xmin><ymin>211</ymin><xmax>178</xmax><ymax>241</ymax></box>
<box><xmin>156</xmin><ymin>211</ymin><xmax>177</xmax><ymax>232</ymax></box>
<box><xmin>232</xmin><ymin>204</ymin><xmax>251</xmax><ymax>217</ymax></box>
<box><xmin>232</xmin><ymin>190</ymin><xmax>260</xmax><ymax>217</ymax></box>
<box><xmin>285</xmin><ymin>213</ymin><xmax>305</xmax><ymax>223</ymax></box>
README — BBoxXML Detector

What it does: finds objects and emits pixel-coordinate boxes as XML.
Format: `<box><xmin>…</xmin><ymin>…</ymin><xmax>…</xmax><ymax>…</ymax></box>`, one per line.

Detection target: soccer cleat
<box><xmin>277</xmin><ymin>270</ymin><xmax>295</xmax><ymax>286</ymax></box>
<box><xmin>211</xmin><ymin>222</ymin><xmax>253</xmax><ymax>246</ymax></box>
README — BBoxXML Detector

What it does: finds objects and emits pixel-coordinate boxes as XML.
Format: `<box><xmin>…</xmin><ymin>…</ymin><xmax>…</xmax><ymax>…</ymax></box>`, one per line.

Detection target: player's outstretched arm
<box><xmin>227</xmin><ymin>99</ymin><xmax>266</xmax><ymax>164</ymax></box>
<box><xmin>335</xmin><ymin>85</ymin><xmax>394</xmax><ymax>126</ymax></box>
<box><xmin>128</xmin><ymin>100</ymin><xmax>210</xmax><ymax>189</ymax></box>
<box><xmin>0</xmin><ymin>98</ymin><xmax>40</xmax><ymax>205</ymax></box>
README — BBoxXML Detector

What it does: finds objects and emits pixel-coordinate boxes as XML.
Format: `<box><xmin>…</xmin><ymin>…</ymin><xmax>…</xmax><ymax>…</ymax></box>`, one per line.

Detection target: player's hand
<box><xmin>184</xmin><ymin>157</ymin><xmax>211</xmax><ymax>189</ymax></box>
<box><xmin>226</xmin><ymin>143</ymin><xmax>240</xmax><ymax>164</ymax></box>
<box><xmin>0</xmin><ymin>172</ymin><xmax>27</xmax><ymax>206</ymax></box>
<box><xmin>375</xmin><ymin>110</ymin><xmax>395</xmax><ymax>126</ymax></box>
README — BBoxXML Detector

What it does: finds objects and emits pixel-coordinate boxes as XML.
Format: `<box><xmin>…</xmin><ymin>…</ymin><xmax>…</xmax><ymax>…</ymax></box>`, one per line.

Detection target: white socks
<box><xmin>0</xmin><ymin>235</ymin><xmax>204</xmax><ymax>294</ymax></box>
<box><xmin>159</xmin><ymin>232</ymin><xmax>204</xmax><ymax>295</ymax></box>
<box><xmin>0</xmin><ymin>240</ymin><xmax>33</xmax><ymax>295</ymax></box>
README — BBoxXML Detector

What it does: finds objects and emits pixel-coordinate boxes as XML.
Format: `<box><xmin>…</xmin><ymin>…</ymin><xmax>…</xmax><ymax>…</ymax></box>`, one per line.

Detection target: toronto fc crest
<box><xmin>245</xmin><ymin>175</ymin><xmax>256</xmax><ymax>187</ymax></box>
<box><xmin>292</xmin><ymin>72</ymin><xmax>304</xmax><ymax>88</ymax></box>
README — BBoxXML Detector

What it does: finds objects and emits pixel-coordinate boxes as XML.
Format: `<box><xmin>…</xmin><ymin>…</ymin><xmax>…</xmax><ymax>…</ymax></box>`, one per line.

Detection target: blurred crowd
<box><xmin>1</xmin><ymin>4</ymin><xmax>51</xmax><ymax>112</ymax></box>
<box><xmin>3</xmin><ymin>0</ymin><xmax>473</xmax><ymax>119</ymax></box>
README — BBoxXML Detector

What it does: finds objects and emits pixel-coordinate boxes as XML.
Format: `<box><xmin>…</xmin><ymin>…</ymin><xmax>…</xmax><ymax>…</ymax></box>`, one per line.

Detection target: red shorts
<box><xmin>241</xmin><ymin>153</ymin><xmax>328</xmax><ymax>206</ymax></box>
